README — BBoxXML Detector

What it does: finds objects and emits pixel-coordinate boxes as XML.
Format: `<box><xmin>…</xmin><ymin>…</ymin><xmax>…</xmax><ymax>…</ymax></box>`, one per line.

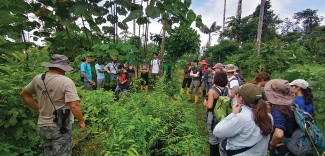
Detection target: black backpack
<box><xmin>235</xmin><ymin>74</ymin><xmax>246</xmax><ymax>86</ymax></box>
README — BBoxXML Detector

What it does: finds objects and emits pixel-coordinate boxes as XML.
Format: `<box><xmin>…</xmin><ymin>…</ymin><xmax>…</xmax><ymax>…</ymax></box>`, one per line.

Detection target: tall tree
<box><xmin>200</xmin><ymin>22</ymin><xmax>221</xmax><ymax>47</ymax></box>
<box><xmin>293</xmin><ymin>9</ymin><xmax>324</xmax><ymax>33</ymax></box>
<box><xmin>222</xmin><ymin>0</ymin><xmax>227</xmax><ymax>35</ymax></box>
<box><xmin>256</xmin><ymin>0</ymin><xmax>266</xmax><ymax>55</ymax></box>
<box><xmin>235</xmin><ymin>0</ymin><xmax>243</xmax><ymax>41</ymax></box>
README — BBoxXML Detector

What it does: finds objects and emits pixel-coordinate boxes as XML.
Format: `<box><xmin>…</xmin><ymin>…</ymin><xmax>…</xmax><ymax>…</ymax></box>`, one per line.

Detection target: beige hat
<box><xmin>233</xmin><ymin>83</ymin><xmax>263</xmax><ymax>105</ymax></box>
<box><xmin>264</xmin><ymin>79</ymin><xmax>294</xmax><ymax>105</ymax></box>
<box><xmin>223</xmin><ymin>64</ymin><xmax>236</xmax><ymax>72</ymax></box>
<box><xmin>43</xmin><ymin>54</ymin><xmax>73</xmax><ymax>72</ymax></box>
<box><xmin>289</xmin><ymin>79</ymin><xmax>309</xmax><ymax>89</ymax></box>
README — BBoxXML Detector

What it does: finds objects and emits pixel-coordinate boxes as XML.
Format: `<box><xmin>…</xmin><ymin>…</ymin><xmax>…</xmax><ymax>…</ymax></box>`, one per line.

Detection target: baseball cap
<box><xmin>289</xmin><ymin>79</ymin><xmax>309</xmax><ymax>89</ymax></box>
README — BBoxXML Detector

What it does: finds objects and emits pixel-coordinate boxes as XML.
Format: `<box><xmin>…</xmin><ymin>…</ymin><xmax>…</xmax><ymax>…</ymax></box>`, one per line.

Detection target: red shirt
<box><xmin>201</xmin><ymin>64</ymin><xmax>207</xmax><ymax>73</ymax></box>
<box><xmin>119</xmin><ymin>73</ymin><xmax>127</xmax><ymax>84</ymax></box>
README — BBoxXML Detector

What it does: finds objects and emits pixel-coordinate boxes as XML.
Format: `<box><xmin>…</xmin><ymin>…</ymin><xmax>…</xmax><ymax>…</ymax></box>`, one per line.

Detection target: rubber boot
<box><xmin>188</xmin><ymin>94</ymin><xmax>192</xmax><ymax>101</ymax></box>
<box><xmin>180</xmin><ymin>88</ymin><xmax>184</xmax><ymax>94</ymax></box>
<box><xmin>198</xmin><ymin>87</ymin><xmax>202</xmax><ymax>94</ymax></box>
<box><xmin>186</xmin><ymin>88</ymin><xmax>191</xmax><ymax>94</ymax></box>
<box><xmin>140</xmin><ymin>86</ymin><xmax>143</xmax><ymax>92</ymax></box>
<box><xmin>194</xmin><ymin>95</ymin><xmax>199</xmax><ymax>104</ymax></box>
<box><xmin>202</xmin><ymin>90</ymin><xmax>207</xmax><ymax>98</ymax></box>
<box><xmin>145</xmin><ymin>85</ymin><xmax>149</xmax><ymax>94</ymax></box>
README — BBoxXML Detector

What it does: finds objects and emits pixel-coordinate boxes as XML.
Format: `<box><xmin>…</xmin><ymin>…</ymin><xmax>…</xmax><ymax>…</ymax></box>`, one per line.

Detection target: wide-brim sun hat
<box><xmin>223</xmin><ymin>64</ymin><xmax>236</xmax><ymax>72</ymax></box>
<box><xmin>264</xmin><ymin>79</ymin><xmax>294</xmax><ymax>105</ymax></box>
<box><xmin>43</xmin><ymin>54</ymin><xmax>73</xmax><ymax>72</ymax></box>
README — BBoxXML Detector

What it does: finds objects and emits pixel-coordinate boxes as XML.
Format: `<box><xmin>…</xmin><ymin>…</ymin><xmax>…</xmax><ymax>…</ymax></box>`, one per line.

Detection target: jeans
<box><xmin>96</xmin><ymin>78</ymin><xmax>105</xmax><ymax>90</ymax></box>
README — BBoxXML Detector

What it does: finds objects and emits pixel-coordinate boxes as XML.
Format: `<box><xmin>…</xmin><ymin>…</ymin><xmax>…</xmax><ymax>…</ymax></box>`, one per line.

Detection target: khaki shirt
<box><xmin>24</xmin><ymin>73</ymin><xmax>80</xmax><ymax>127</ymax></box>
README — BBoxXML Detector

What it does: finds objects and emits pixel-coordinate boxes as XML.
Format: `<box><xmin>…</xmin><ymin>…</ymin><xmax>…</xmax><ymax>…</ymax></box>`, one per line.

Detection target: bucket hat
<box><xmin>223</xmin><ymin>64</ymin><xmax>236</xmax><ymax>72</ymax></box>
<box><xmin>264</xmin><ymin>79</ymin><xmax>294</xmax><ymax>105</ymax></box>
<box><xmin>43</xmin><ymin>54</ymin><xmax>73</xmax><ymax>72</ymax></box>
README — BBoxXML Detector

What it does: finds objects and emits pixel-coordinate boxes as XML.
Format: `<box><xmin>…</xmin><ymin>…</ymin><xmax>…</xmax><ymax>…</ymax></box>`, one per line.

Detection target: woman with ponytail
<box><xmin>290</xmin><ymin>79</ymin><xmax>314</xmax><ymax>115</ymax></box>
<box><xmin>213</xmin><ymin>83</ymin><xmax>273</xmax><ymax>156</ymax></box>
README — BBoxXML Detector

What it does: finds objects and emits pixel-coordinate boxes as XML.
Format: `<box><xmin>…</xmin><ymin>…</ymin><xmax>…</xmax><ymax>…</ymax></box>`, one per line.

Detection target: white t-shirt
<box><xmin>228</xmin><ymin>76</ymin><xmax>239</xmax><ymax>104</ymax></box>
<box><xmin>151</xmin><ymin>59</ymin><xmax>160</xmax><ymax>74</ymax></box>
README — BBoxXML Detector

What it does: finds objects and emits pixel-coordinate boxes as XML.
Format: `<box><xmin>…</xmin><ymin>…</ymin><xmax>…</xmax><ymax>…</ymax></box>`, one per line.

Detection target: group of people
<box><xmin>182</xmin><ymin>59</ymin><xmax>315</xmax><ymax>155</ymax></box>
<box><xmin>19</xmin><ymin>53</ymin><xmax>316</xmax><ymax>156</ymax></box>
<box><xmin>80</xmin><ymin>53</ymin><xmax>171</xmax><ymax>95</ymax></box>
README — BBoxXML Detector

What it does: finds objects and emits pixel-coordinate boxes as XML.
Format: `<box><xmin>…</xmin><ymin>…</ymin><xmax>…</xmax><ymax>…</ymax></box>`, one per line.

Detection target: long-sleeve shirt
<box><xmin>213</xmin><ymin>105</ymin><xmax>272</xmax><ymax>156</ymax></box>
<box><xmin>104</xmin><ymin>62</ymin><xmax>119</xmax><ymax>74</ymax></box>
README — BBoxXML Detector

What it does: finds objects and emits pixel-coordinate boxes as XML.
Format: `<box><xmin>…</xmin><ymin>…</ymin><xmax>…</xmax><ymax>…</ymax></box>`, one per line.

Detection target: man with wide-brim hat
<box><xmin>223</xmin><ymin>64</ymin><xmax>240</xmax><ymax>105</ymax></box>
<box><xmin>20</xmin><ymin>54</ymin><xmax>86</xmax><ymax>155</ymax></box>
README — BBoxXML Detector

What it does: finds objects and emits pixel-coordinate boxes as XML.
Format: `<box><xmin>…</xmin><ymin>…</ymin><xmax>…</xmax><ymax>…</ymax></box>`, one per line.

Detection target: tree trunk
<box><xmin>160</xmin><ymin>20</ymin><xmax>166</xmax><ymax>65</ymax></box>
<box><xmin>132</xmin><ymin>0</ymin><xmax>136</xmax><ymax>35</ymax></box>
<box><xmin>207</xmin><ymin>33</ymin><xmax>211</xmax><ymax>47</ymax></box>
<box><xmin>237</xmin><ymin>0</ymin><xmax>242</xmax><ymax>24</ymax></box>
<box><xmin>222</xmin><ymin>0</ymin><xmax>226</xmax><ymax>40</ymax></box>
<box><xmin>234</xmin><ymin>0</ymin><xmax>242</xmax><ymax>41</ymax></box>
<box><xmin>256</xmin><ymin>0</ymin><xmax>266</xmax><ymax>55</ymax></box>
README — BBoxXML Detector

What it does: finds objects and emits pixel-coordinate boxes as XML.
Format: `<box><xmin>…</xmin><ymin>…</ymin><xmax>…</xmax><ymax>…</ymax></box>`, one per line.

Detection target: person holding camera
<box><xmin>20</xmin><ymin>54</ymin><xmax>86</xmax><ymax>156</ymax></box>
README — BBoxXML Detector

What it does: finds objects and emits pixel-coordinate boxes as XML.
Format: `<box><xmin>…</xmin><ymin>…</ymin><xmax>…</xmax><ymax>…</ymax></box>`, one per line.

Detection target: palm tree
<box><xmin>256</xmin><ymin>0</ymin><xmax>266</xmax><ymax>55</ymax></box>
<box><xmin>200</xmin><ymin>21</ymin><xmax>222</xmax><ymax>47</ymax></box>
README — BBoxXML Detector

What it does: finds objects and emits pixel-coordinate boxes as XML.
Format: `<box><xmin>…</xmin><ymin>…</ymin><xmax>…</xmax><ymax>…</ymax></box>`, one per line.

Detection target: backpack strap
<box><xmin>228</xmin><ymin>77</ymin><xmax>237</xmax><ymax>89</ymax></box>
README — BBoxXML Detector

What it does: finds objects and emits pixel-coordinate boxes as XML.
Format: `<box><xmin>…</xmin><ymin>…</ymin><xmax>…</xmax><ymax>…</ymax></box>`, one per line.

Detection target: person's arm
<box><xmin>20</xmin><ymin>90</ymin><xmax>39</xmax><ymax>113</ymax></box>
<box><xmin>269</xmin><ymin>107</ymin><xmax>286</xmax><ymax>149</ymax></box>
<box><xmin>228</xmin><ymin>80</ymin><xmax>239</xmax><ymax>99</ymax></box>
<box><xmin>81</xmin><ymin>64</ymin><xmax>95</xmax><ymax>84</ymax></box>
<box><xmin>69</xmin><ymin>101</ymin><xmax>86</xmax><ymax>132</ymax></box>
<box><xmin>96</xmin><ymin>65</ymin><xmax>107</xmax><ymax>73</ymax></box>
<box><xmin>104</xmin><ymin>63</ymin><xmax>111</xmax><ymax>74</ymax></box>
<box><xmin>204</xmin><ymin>90</ymin><xmax>217</xmax><ymax>109</ymax></box>
<box><xmin>269</xmin><ymin>128</ymin><xmax>284</xmax><ymax>149</ymax></box>
<box><xmin>213</xmin><ymin>111</ymin><xmax>245</xmax><ymax>138</ymax></box>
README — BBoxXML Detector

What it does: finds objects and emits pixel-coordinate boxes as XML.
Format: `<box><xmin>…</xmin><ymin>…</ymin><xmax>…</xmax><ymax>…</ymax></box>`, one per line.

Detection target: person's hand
<box><xmin>78</xmin><ymin>121</ymin><xmax>86</xmax><ymax>132</ymax></box>
<box><xmin>89</xmin><ymin>80</ymin><xmax>95</xmax><ymax>85</ymax></box>
<box><xmin>232</xmin><ymin>103</ymin><xmax>242</xmax><ymax>114</ymax></box>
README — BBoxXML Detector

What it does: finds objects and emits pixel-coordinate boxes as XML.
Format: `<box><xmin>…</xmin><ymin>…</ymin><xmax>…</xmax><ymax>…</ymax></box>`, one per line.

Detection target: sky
<box><xmin>27</xmin><ymin>0</ymin><xmax>325</xmax><ymax>47</ymax></box>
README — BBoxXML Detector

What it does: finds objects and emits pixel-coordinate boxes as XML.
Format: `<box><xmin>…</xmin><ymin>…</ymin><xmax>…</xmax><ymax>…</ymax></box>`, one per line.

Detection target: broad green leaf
<box><xmin>15</xmin><ymin>127</ymin><xmax>23</xmax><ymax>139</ymax></box>
<box><xmin>146</xmin><ymin>5</ymin><xmax>160</xmax><ymax>19</ymax></box>
<box><xmin>136</xmin><ymin>17</ymin><xmax>148</xmax><ymax>25</ymax></box>
<box><xmin>108</xmin><ymin>49</ymin><xmax>119</xmax><ymax>56</ymax></box>
<box><xmin>123</xmin><ymin>9</ymin><xmax>143</xmax><ymax>23</ymax></box>
<box><xmin>117</xmin><ymin>22</ymin><xmax>128</xmax><ymax>30</ymax></box>
<box><xmin>120</xmin><ymin>44</ymin><xmax>132</xmax><ymax>52</ymax></box>
<box><xmin>9</xmin><ymin>116</ymin><xmax>17</xmax><ymax>126</ymax></box>
<box><xmin>187</xmin><ymin>9</ymin><xmax>196</xmax><ymax>23</ymax></box>
<box><xmin>100</xmin><ymin>44</ymin><xmax>110</xmax><ymax>50</ymax></box>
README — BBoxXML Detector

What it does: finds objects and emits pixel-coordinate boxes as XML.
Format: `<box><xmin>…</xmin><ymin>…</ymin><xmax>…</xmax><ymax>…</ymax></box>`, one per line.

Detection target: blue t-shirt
<box><xmin>95</xmin><ymin>64</ymin><xmax>105</xmax><ymax>79</ymax></box>
<box><xmin>294</xmin><ymin>96</ymin><xmax>313</xmax><ymax>115</ymax></box>
<box><xmin>80</xmin><ymin>62</ymin><xmax>92</xmax><ymax>82</ymax></box>
<box><xmin>271</xmin><ymin>106</ymin><xmax>298</xmax><ymax>138</ymax></box>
